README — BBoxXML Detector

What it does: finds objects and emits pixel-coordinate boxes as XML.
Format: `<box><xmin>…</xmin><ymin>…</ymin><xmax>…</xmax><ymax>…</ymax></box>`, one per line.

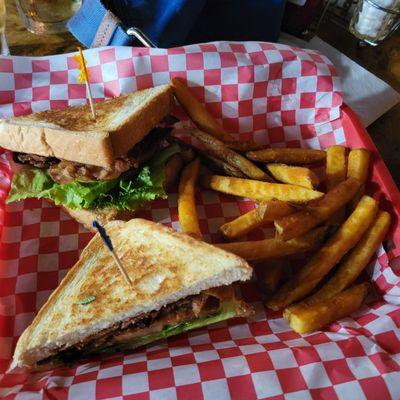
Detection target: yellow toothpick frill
<box><xmin>73</xmin><ymin>47</ymin><xmax>96</xmax><ymax>120</ymax></box>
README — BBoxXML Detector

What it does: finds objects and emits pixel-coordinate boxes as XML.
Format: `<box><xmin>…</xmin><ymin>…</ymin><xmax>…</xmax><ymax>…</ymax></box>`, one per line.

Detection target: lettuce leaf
<box><xmin>7</xmin><ymin>168</ymin><xmax>117</xmax><ymax>209</ymax></box>
<box><xmin>118</xmin><ymin>303</ymin><xmax>238</xmax><ymax>351</ymax></box>
<box><xmin>95</xmin><ymin>144</ymin><xmax>179</xmax><ymax>211</ymax></box>
<box><xmin>7</xmin><ymin>144</ymin><xmax>180</xmax><ymax>210</ymax></box>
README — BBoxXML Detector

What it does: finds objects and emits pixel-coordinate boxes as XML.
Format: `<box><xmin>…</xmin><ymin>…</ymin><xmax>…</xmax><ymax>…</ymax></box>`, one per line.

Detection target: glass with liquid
<box><xmin>0</xmin><ymin>1</ymin><xmax>5</xmax><ymax>33</ymax></box>
<box><xmin>0</xmin><ymin>0</ymin><xmax>9</xmax><ymax>55</ymax></box>
<box><xmin>15</xmin><ymin>0</ymin><xmax>82</xmax><ymax>34</ymax></box>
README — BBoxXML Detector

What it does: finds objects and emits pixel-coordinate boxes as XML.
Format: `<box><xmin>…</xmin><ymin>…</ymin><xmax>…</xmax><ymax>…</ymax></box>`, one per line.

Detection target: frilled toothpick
<box><xmin>73</xmin><ymin>47</ymin><xmax>96</xmax><ymax>120</ymax></box>
<box><xmin>92</xmin><ymin>220</ymin><xmax>133</xmax><ymax>288</ymax></box>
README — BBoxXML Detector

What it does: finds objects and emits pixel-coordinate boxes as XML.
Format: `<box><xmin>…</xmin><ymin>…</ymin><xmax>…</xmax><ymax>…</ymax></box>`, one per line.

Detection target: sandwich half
<box><xmin>1</xmin><ymin>84</ymin><xmax>180</xmax><ymax>230</ymax></box>
<box><xmin>13</xmin><ymin>219</ymin><xmax>253</xmax><ymax>370</ymax></box>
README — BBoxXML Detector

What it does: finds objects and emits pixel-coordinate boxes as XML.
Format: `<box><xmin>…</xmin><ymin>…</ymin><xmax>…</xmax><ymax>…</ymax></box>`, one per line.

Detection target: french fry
<box><xmin>190</xmin><ymin>129</ymin><xmax>273</xmax><ymax>181</ymax></box>
<box><xmin>267</xmin><ymin>196</ymin><xmax>377</xmax><ymax>310</ymax></box>
<box><xmin>215</xmin><ymin>227</ymin><xmax>326</xmax><ymax>262</ymax></box>
<box><xmin>176</xmin><ymin>134</ymin><xmax>245</xmax><ymax>178</ymax></box>
<box><xmin>299</xmin><ymin>210</ymin><xmax>390</xmax><ymax>305</ymax></box>
<box><xmin>284</xmin><ymin>283</ymin><xmax>369</xmax><ymax>334</ymax></box>
<box><xmin>205</xmin><ymin>175</ymin><xmax>324</xmax><ymax>203</ymax></box>
<box><xmin>326</xmin><ymin>145</ymin><xmax>347</xmax><ymax>226</ymax></box>
<box><xmin>172</xmin><ymin>77</ymin><xmax>232</xmax><ymax>141</ymax></box>
<box><xmin>259</xmin><ymin>200</ymin><xmax>296</xmax><ymax>220</ymax></box>
<box><xmin>326</xmin><ymin>145</ymin><xmax>347</xmax><ymax>190</ymax></box>
<box><xmin>225</xmin><ymin>141</ymin><xmax>263</xmax><ymax>153</ymax></box>
<box><xmin>178</xmin><ymin>158</ymin><xmax>201</xmax><ymax>238</ymax></box>
<box><xmin>220</xmin><ymin>204</ymin><xmax>267</xmax><ymax>240</ymax></box>
<box><xmin>163</xmin><ymin>154</ymin><xmax>183</xmax><ymax>190</ymax></box>
<box><xmin>247</xmin><ymin>148</ymin><xmax>326</xmax><ymax>165</ymax></box>
<box><xmin>266</xmin><ymin>164</ymin><xmax>319</xmax><ymax>189</ymax></box>
<box><xmin>347</xmin><ymin>148</ymin><xmax>371</xmax><ymax>208</ymax></box>
<box><xmin>275</xmin><ymin>177</ymin><xmax>360</xmax><ymax>240</ymax></box>
<box><xmin>255</xmin><ymin>260</ymin><xmax>285</xmax><ymax>294</ymax></box>
<box><xmin>220</xmin><ymin>200</ymin><xmax>295</xmax><ymax>240</ymax></box>
<box><xmin>347</xmin><ymin>148</ymin><xmax>371</xmax><ymax>183</ymax></box>
<box><xmin>199</xmin><ymin>152</ymin><xmax>246</xmax><ymax>178</ymax></box>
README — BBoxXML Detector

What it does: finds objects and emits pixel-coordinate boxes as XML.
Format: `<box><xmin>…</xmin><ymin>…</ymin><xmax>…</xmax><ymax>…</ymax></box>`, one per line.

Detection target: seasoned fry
<box><xmin>190</xmin><ymin>129</ymin><xmax>272</xmax><ymax>181</ymax></box>
<box><xmin>259</xmin><ymin>200</ymin><xmax>296</xmax><ymax>220</ymax></box>
<box><xmin>247</xmin><ymin>148</ymin><xmax>326</xmax><ymax>165</ymax></box>
<box><xmin>199</xmin><ymin>152</ymin><xmax>246</xmax><ymax>178</ymax></box>
<box><xmin>205</xmin><ymin>175</ymin><xmax>324</xmax><ymax>203</ymax></box>
<box><xmin>347</xmin><ymin>148</ymin><xmax>371</xmax><ymax>208</ymax></box>
<box><xmin>171</xmin><ymin>136</ymin><xmax>243</xmax><ymax>177</ymax></box>
<box><xmin>284</xmin><ymin>283</ymin><xmax>369</xmax><ymax>334</ymax></box>
<box><xmin>266</xmin><ymin>164</ymin><xmax>320</xmax><ymax>189</ymax></box>
<box><xmin>220</xmin><ymin>200</ymin><xmax>295</xmax><ymax>240</ymax></box>
<box><xmin>255</xmin><ymin>260</ymin><xmax>285</xmax><ymax>294</ymax></box>
<box><xmin>275</xmin><ymin>177</ymin><xmax>360</xmax><ymax>240</ymax></box>
<box><xmin>163</xmin><ymin>154</ymin><xmax>183</xmax><ymax>190</ymax></box>
<box><xmin>178</xmin><ymin>158</ymin><xmax>201</xmax><ymax>238</ymax></box>
<box><xmin>326</xmin><ymin>145</ymin><xmax>347</xmax><ymax>190</ymax></box>
<box><xmin>300</xmin><ymin>210</ymin><xmax>390</xmax><ymax>305</ymax></box>
<box><xmin>220</xmin><ymin>204</ymin><xmax>267</xmax><ymax>240</ymax></box>
<box><xmin>347</xmin><ymin>148</ymin><xmax>371</xmax><ymax>183</ymax></box>
<box><xmin>225</xmin><ymin>141</ymin><xmax>263</xmax><ymax>153</ymax></box>
<box><xmin>326</xmin><ymin>145</ymin><xmax>347</xmax><ymax>226</ymax></box>
<box><xmin>172</xmin><ymin>77</ymin><xmax>232</xmax><ymax>141</ymax></box>
<box><xmin>267</xmin><ymin>196</ymin><xmax>377</xmax><ymax>310</ymax></box>
<box><xmin>215</xmin><ymin>227</ymin><xmax>326</xmax><ymax>262</ymax></box>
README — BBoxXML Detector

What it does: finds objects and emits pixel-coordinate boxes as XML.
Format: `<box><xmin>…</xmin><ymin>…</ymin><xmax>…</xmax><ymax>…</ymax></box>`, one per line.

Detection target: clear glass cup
<box><xmin>14</xmin><ymin>0</ymin><xmax>82</xmax><ymax>35</ymax></box>
<box><xmin>349</xmin><ymin>0</ymin><xmax>400</xmax><ymax>46</ymax></box>
<box><xmin>0</xmin><ymin>0</ymin><xmax>10</xmax><ymax>55</ymax></box>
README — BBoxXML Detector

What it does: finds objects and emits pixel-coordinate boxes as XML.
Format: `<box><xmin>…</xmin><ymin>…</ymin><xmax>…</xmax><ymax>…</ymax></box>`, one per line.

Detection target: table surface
<box><xmin>4</xmin><ymin>0</ymin><xmax>400</xmax><ymax>186</ymax></box>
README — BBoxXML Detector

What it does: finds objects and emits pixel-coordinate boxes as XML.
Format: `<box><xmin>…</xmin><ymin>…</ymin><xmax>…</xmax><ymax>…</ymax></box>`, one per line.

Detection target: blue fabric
<box><xmin>68</xmin><ymin>0</ymin><xmax>132</xmax><ymax>47</ymax></box>
<box><xmin>68</xmin><ymin>0</ymin><xmax>286</xmax><ymax>48</ymax></box>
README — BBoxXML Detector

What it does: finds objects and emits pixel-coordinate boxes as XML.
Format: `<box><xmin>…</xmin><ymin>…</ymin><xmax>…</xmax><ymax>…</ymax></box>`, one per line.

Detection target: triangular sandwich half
<box><xmin>2</xmin><ymin>85</ymin><xmax>181</xmax><ymax>230</ymax></box>
<box><xmin>13</xmin><ymin>219</ymin><xmax>253</xmax><ymax>370</ymax></box>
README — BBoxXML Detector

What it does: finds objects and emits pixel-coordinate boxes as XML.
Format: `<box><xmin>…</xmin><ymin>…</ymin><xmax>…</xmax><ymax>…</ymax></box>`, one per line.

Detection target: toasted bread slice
<box><xmin>14</xmin><ymin>219</ymin><xmax>252</xmax><ymax>369</ymax></box>
<box><xmin>0</xmin><ymin>84</ymin><xmax>174</xmax><ymax>168</ymax></box>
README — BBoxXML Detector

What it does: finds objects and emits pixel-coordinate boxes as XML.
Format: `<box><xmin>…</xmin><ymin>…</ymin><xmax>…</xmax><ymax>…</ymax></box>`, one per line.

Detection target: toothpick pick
<box><xmin>92</xmin><ymin>221</ymin><xmax>133</xmax><ymax>288</ymax></box>
<box><xmin>74</xmin><ymin>47</ymin><xmax>96</xmax><ymax>121</ymax></box>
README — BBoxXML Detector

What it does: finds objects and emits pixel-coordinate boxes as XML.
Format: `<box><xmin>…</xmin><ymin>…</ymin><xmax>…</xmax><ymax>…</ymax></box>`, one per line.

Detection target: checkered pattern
<box><xmin>0</xmin><ymin>42</ymin><xmax>399</xmax><ymax>399</ymax></box>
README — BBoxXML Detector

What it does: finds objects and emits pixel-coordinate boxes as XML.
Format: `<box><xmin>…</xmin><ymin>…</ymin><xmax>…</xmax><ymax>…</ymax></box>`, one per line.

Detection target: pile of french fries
<box><xmin>171</xmin><ymin>78</ymin><xmax>391</xmax><ymax>335</ymax></box>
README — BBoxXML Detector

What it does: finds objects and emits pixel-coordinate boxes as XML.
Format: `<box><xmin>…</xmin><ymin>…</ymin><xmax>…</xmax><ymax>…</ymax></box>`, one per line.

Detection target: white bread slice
<box><xmin>13</xmin><ymin>219</ymin><xmax>252</xmax><ymax>368</ymax></box>
<box><xmin>0</xmin><ymin>84</ymin><xmax>173</xmax><ymax>168</ymax></box>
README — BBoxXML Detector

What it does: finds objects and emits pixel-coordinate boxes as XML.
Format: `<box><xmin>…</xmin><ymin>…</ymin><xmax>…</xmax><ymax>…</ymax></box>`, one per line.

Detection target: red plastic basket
<box><xmin>0</xmin><ymin>43</ymin><xmax>399</xmax><ymax>399</ymax></box>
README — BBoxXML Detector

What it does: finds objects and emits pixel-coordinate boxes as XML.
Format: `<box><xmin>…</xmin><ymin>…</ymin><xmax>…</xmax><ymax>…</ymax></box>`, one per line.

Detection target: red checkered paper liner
<box><xmin>0</xmin><ymin>42</ymin><xmax>399</xmax><ymax>399</ymax></box>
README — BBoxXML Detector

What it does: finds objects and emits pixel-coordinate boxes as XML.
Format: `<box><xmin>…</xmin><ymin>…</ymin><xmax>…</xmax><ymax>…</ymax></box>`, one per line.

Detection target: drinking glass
<box><xmin>349</xmin><ymin>0</ymin><xmax>400</xmax><ymax>46</ymax></box>
<box><xmin>0</xmin><ymin>0</ymin><xmax>10</xmax><ymax>55</ymax></box>
<box><xmin>14</xmin><ymin>0</ymin><xmax>82</xmax><ymax>35</ymax></box>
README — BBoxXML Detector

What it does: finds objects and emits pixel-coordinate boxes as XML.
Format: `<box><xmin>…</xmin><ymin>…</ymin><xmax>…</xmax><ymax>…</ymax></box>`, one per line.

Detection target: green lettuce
<box><xmin>7</xmin><ymin>144</ymin><xmax>180</xmax><ymax>211</ymax></box>
<box><xmin>95</xmin><ymin>144</ymin><xmax>179</xmax><ymax>210</ymax></box>
<box><xmin>110</xmin><ymin>303</ymin><xmax>239</xmax><ymax>353</ymax></box>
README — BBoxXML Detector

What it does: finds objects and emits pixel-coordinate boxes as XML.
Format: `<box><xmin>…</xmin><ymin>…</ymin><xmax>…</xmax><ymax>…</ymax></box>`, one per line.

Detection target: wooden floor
<box><xmin>4</xmin><ymin>0</ymin><xmax>400</xmax><ymax>185</ymax></box>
